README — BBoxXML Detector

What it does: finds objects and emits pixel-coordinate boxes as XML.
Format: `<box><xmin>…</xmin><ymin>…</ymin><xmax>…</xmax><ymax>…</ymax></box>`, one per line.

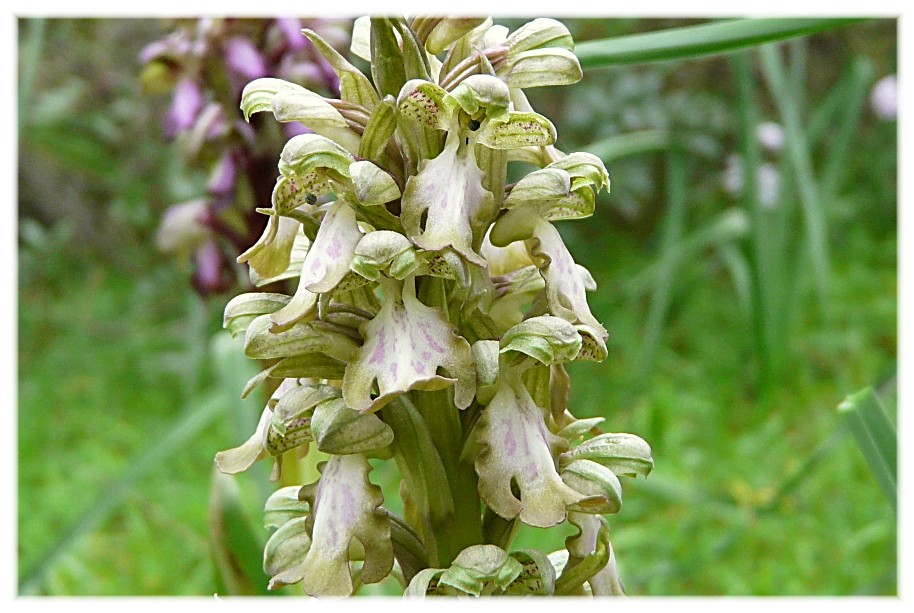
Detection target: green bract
<box><xmin>215</xmin><ymin>15</ymin><xmax>652</xmax><ymax>597</ymax></box>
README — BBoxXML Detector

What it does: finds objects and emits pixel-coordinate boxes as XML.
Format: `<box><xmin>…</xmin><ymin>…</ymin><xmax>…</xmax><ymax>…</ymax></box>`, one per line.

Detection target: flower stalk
<box><xmin>216</xmin><ymin>15</ymin><xmax>652</xmax><ymax>597</ymax></box>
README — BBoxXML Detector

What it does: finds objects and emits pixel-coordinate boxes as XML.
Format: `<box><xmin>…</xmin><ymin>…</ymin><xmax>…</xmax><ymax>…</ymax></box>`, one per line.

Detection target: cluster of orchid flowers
<box><xmin>141</xmin><ymin>17</ymin><xmax>350</xmax><ymax>294</ymax></box>
<box><xmin>215</xmin><ymin>16</ymin><xmax>652</xmax><ymax>597</ymax></box>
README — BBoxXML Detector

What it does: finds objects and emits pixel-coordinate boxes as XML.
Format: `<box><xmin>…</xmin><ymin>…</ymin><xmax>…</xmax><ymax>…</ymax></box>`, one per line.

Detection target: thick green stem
<box><xmin>381</xmin><ymin>396</ymin><xmax>455</xmax><ymax>567</ymax></box>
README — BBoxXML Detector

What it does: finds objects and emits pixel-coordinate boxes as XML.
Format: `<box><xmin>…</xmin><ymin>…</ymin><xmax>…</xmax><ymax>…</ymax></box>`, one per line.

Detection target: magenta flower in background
<box><xmin>224</xmin><ymin>36</ymin><xmax>268</xmax><ymax>80</ymax></box>
<box><xmin>164</xmin><ymin>77</ymin><xmax>203</xmax><ymax>139</ymax></box>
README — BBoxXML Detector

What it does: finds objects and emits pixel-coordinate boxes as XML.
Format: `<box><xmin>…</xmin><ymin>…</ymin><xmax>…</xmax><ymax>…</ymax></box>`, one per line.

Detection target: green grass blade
<box><xmin>18</xmin><ymin>394</ymin><xmax>226</xmax><ymax>594</ymax></box>
<box><xmin>17</xmin><ymin>18</ymin><xmax>46</xmax><ymax>126</ymax></box>
<box><xmin>634</xmin><ymin>146</ymin><xmax>688</xmax><ymax>383</ymax></box>
<box><xmin>788</xmin><ymin>38</ymin><xmax>807</xmax><ymax>118</ymax></box>
<box><xmin>716</xmin><ymin>243</ymin><xmax>754</xmax><ymax>320</ymax></box>
<box><xmin>623</xmin><ymin>208</ymin><xmax>749</xmax><ymax>298</ymax></box>
<box><xmin>732</xmin><ymin>50</ymin><xmax>787</xmax><ymax>384</ymax></box>
<box><xmin>575</xmin><ymin>18</ymin><xmax>864</xmax><ymax>68</ymax></box>
<box><xmin>807</xmin><ymin>56</ymin><xmax>875</xmax><ymax>151</ymax></box>
<box><xmin>759</xmin><ymin>44</ymin><xmax>830</xmax><ymax>313</ymax></box>
<box><xmin>820</xmin><ymin>56</ymin><xmax>876</xmax><ymax>199</ymax></box>
<box><xmin>584</xmin><ymin>130</ymin><xmax>670</xmax><ymax>162</ymax></box>
<box><xmin>838</xmin><ymin>388</ymin><xmax>897</xmax><ymax>512</ymax></box>
<box><xmin>209</xmin><ymin>470</ymin><xmax>275</xmax><ymax>596</ymax></box>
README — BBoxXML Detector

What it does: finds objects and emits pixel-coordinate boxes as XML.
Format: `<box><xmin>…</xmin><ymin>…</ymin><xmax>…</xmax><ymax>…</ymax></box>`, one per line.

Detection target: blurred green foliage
<box><xmin>18</xmin><ymin>17</ymin><xmax>896</xmax><ymax>595</ymax></box>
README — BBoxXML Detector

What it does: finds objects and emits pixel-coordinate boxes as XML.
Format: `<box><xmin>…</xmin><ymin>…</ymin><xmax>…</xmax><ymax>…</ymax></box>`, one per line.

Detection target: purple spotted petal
<box><xmin>342</xmin><ymin>279</ymin><xmax>476</xmax><ymax>413</ymax></box>
<box><xmin>475</xmin><ymin>375</ymin><xmax>585</xmax><ymax>528</ymax></box>
<box><xmin>264</xmin><ymin>454</ymin><xmax>391</xmax><ymax>595</ymax></box>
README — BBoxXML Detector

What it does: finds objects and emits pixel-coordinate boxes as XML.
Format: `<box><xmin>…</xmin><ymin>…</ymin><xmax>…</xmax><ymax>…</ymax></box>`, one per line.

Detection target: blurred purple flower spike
<box><xmin>165</xmin><ymin>77</ymin><xmax>204</xmax><ymax>139</ymax></box>
<box><xmin>224</xmin><ymin>36</ymin><xmax>269</xmax><ymax>80</ymax></box>
<box><xmin>282</xmin><ymin>122</ymin><xmax>313</xmax><ymax>139</ymax></box>
<box><xmin>207</xmin><ymin>150</ymin><xmax>238</xmax><ymax>208</ymax></box>
<box><xmin>276</xmin><ymin>18</ymin><xmax>308</xmax><ymax>51</ymax></box>
<box><xmin>139</xmin><ymin>31</ymin><xmax>192</xmax><ymax>65</ymax></box>
<box><xmin>193</xmin><ymin>238</ymin><xmax>231</xmax><ymax>295</ymax></box>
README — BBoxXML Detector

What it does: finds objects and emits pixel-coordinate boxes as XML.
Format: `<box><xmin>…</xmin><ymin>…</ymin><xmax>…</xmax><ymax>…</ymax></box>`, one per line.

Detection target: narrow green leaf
<box><xmin>731</xmin><ymin>50</ymin><xmax>788</xmax><ymax>386</ymax></box>
<box><xmin>384</xmin><ymin>509</ymin><xmax>429</xmax><ymax>584</ymax></box>
<box><xmin>820</xmin><ymin>56</ymin><xmax>876</xmax><ymax>198</ymax></box>
<box><xmin>359</xmin><ymin>96</ymin><xmax>398</xmax><ymax>162</ymax></box>
<box><xmin>838</xmin><ymin>387</ymin><xmax>897</xmax><ymax>512</ymax></box>
<box><xmin>302</xmin><ymin>28</ymin><xmax>379</xmax><ymax>110</ymax></box>
<box><xmin>760</xmin><ymin>44</ymin><xmax>830</xmax><ymax>312</ymax></box>
<box><xmin>209</xmin><ymin>470</ymin><xmax>274</xmax><ymax>595</ymax></box>
<box><xmin>575</xmin><ymin>18</ymin><xmax>865</xmax><ymax>68</ymax></box>
<box><xmin>390</xmin><ymin>17</ymin><xmax>432</xmax><ymax>82</ymax></box>
<box><xmin>370</xmin><ymin>17</ymin><xmax>407</xmax><ymax>100</ymax></box>
<box><xmin>634</xmin><ymin>147</ymin><xmax>688</xmax><ymax>383</ymax></box>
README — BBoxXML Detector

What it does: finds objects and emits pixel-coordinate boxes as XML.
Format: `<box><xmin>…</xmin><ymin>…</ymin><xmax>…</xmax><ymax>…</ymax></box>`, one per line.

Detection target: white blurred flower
<box><xmin>723</xmin><ymin>153</ymin><xmax>744</xmax><ymax>196</ymax></box>
<box><xmin>757</xmin><ymin>163</ymin><xmax>781</xmax><ymax>209</ymax></box>
<box><xmin>756</xmin><ymin>121</ymin><xmax>785</xmax><ymax>153</ymax></box>
<box><xmin>722</xmin><ymin>155</ymin><xmax>781</xmax><ymax>209</ymax></box>
<box><xmin>156</xmin><ymin>199</ymin><xmax>210</xmax><ymax>253</ymax></box>
<box><xmin>870</xmin><ymin>75</ymin><xmax>897</xmax><ymax>121</ymax></box>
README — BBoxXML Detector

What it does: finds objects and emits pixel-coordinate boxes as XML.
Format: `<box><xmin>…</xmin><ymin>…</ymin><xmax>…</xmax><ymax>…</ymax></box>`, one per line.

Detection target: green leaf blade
<box><xmin>575</xmin><ymin>18</ymin><xmax>865</xmax><ymax>68</ymax></box>
<box><xmin>838</xmin><ymin>387</ymin><xmax>897</xmax><ymax>512</ymax></box>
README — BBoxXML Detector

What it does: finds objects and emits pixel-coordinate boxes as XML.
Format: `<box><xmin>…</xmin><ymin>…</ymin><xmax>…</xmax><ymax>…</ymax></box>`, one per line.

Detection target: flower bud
<box><xmin>501</xmin><ymin>315</ymin><xmax>582</xmax><ymax>365</ymax></box>
<box><xmin>560</xmin><ymin>433</ymin><xmax>654</xmax><ymax>479</ymax></box>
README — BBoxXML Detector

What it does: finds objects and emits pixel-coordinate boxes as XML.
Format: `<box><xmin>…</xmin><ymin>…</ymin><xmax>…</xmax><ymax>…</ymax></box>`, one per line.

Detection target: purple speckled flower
<box><xmin>224</xmin><ymin>36</ymin><xmax>268</xmax><ymax>80</ymax></box>
<box><xmin>164</xmin><ymin>77</ymin><xmax>204</xmax><ymax>139</ymax></box>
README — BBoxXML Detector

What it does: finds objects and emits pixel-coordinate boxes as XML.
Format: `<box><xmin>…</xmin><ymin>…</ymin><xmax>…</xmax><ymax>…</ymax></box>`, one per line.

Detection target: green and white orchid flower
<box><xmin>216</xmin><ymin>15</ymin><xmax>652</xmax><ymax>597</ymax></box>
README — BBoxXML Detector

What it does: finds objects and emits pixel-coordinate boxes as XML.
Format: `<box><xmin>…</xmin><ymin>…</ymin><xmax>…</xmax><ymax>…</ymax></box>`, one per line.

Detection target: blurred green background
<box><xmin>17</xmin><ymin>17</ymin><xmax>896</xmax><ymax>595</ymax></box>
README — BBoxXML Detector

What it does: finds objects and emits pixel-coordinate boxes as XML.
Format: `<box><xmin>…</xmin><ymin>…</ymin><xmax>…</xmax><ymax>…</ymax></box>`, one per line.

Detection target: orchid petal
<box><xmin>349</xmin><ymin>160</ymin><xmax>401</xmax><ymax>205</ymax></box>
<box><xmin>560</xmin><ymin>433</ymin><xmax>654</xmax><ymax>479</ymax></box>
<box><xmin>342</xmin><ymin>279</ymin><xmax>476</xmax><ymax>413</ymax></box>
<box><xmin>401</xmin><ymin>128</ymin><xmax>492</xmax><ymax>267</ymax></box>
<box><xmin>476</xmin><ymin>111</ymin><xmax>557</xmax><ymax>150</ymax></box>
<box><xmin>264</xmin><ymin>486</ymin><xmax>310</xmax><ymax>530</ymax></box>
<box><xmin>423</xmin><ymin>17</ymin><xmax>488</xmax><ymax>54</ymax></box>
<box><xmin>214</xmin><ymin>408</ymin><xmax>271</xmax><ymax>474</ymax></box>
<box><xmin>504</xmin><ymin>18</ymin><xmax>574</xmax><ymax>54</ymax></box>
<box><xmin>294</xmin><ymin>455</ymin><xmax>392</xmax><ymax>595</ymax></box>
<box><xmin>223</xmin><ymin>292</ymin><xmax>291</xmax><ymax>338</ymax></box>
<box><xmin>270</xmin><ymin>200</ymin><xmax>363</xmax><ymax>330</ymax></box>
<box><xmin>528</xmin><ymin>217</ymin><xmax>607</xmax><ymax>336</ymax></box>
<box><xmin>397</xmin><ymin>79</ymin><xmax>455</xmax><ymax>130</ymax></box>
<box><xmin>474</xmin><ymin>375</ymin><xmax>586</xmax><ymax>527</ymax></box>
